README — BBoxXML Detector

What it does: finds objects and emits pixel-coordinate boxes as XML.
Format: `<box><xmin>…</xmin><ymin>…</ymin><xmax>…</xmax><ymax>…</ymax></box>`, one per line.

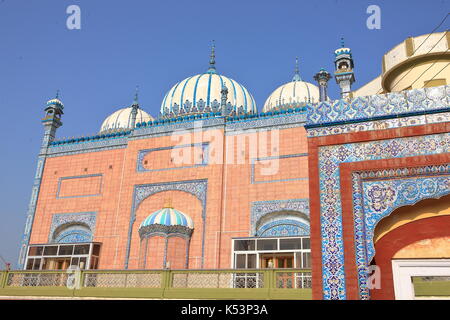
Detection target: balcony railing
<box><xmin>0</xmin><ymin>269</ymin><xmax>312</xmax><ymax>299</ymax></box>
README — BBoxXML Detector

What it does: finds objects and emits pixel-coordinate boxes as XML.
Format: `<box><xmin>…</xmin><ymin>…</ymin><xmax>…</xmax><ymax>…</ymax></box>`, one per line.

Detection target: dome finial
<box><xmin>341</xmin><ymin>37</ymin><xmax>345</xmax><ymax>48</ymax></box>
<box><xmin>55</xmin><ymin>89</ymin><xmax>60</xmax><ymax>99</ymax></box>
<box><xmin>292</xmin><ymin>57</ymin><xmax>302</xmax><ymax>81</ymax></box>
<box><xmin>163</xmin><ymin>198</ymin><xmax>173</xmax><ymax>209</ymax></box>
<box><xmin>207</xmin><ymin>40</ymin><xmax>216</xmax><ymax>73</ymax></box>
<box><xmin>133</xmin><ymin>85</ymin><xmax>139</xmax><ymax>106</ymax></box>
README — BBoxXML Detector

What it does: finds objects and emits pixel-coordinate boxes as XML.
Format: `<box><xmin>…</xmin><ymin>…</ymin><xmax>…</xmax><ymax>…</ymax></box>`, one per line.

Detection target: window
<box><xmin>58</xmin><ymin>245</ymin><xmax>74</xmax><ymax>256</ymax></box>
<box><xmin>235</xmin><ymin>240</ymin><xmax>255</xmax><ymax>251</ymax></box>
<box><xmin>74</xmin><ymin>244</ymin><xmax>90</xmax><ymax>255</ymax></box>
<box><xmin>43</xmin><ymin>246</ymin><xmax>58</xmax><ymax>256</ymax></box>
<box><xmin>235</xmin><ymin>254</ymin><xmax>246</xmax><ymax>268</ymax></box>
<box><xmin>257</xmin><ymin>239</ymin><xmax>277</xmax><ymax>251</ymax></box>
<box><xmin>302</xmin><ymin>238</ymin><xmax>310</xmax><ymax>249</ymax></box>
<box><xmin>28</xmin><ymin>246</ymin><xmax>43</xmax><ymax>256</ymax></box>
<box><xmin>280</xmin><ymin>238</ymin><xmax>302</xmax><ymax>250</ymax></box>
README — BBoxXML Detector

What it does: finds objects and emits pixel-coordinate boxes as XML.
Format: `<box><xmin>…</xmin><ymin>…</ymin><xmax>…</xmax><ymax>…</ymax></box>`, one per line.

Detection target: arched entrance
<box><xmin>370</xmin><ymin>194</ymin><xmax>450</xmax><ymax>300</ymax></box>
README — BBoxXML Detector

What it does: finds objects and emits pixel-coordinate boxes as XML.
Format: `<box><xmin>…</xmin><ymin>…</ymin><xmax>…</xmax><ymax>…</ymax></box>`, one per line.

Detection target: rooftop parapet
<box><xmin>305</xmin><ymin>85</ymin><xmax>449</xmax><ymax>128</ymax></box>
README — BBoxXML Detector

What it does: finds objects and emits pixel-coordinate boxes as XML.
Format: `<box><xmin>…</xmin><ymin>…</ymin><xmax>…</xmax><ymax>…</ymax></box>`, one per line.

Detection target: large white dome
<box><xmin>100</xmin><ymin>107</ymin><xmax>153</xmax><ymax>133</ymax></box>
<box><xmin>263</xmin><ymin>59</ymin><xmax>321</xmax><ymax>112</ymax></box>
<box><xmin>161</xmin><ymin>72</ymin><xmax>256</xmax><ymax>116</ymax></box>
<box><xmin>263</xmin><ymin>81</ymin><xmax>320</xmax><ymax>112</ymax></box>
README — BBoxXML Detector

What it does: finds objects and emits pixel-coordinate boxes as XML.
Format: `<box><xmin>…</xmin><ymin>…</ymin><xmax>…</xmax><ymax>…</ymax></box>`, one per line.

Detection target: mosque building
<box><xmin>18</xmin><ymin>31</ymin><xmax>450</xmax><ymax>300</ymax></box>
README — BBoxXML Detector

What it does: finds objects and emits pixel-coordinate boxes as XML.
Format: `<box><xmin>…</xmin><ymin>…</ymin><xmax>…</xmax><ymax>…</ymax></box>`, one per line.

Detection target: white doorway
<box><xmin>392</xmin><ymin>259</ymin><xmax>450</xmax><ymax>300</ymax></box>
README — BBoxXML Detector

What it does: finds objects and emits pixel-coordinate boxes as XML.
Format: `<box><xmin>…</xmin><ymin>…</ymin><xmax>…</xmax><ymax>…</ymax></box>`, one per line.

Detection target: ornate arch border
<box><xmin>48</xmin><ymin>212</ymin><xmax>97</xmax><ymax>243</ymax></box>
<box><xmin>316</xmin><ymin>132</ymin><xmax>449</xmax><ymax>300</ymax></box>
<box><xmin>124</xmin><ymin>179</ymin><xmax>208</xmax><ymax>269</ymax></box>
<box><xmin>351</xmin><ymin>165</ymin><xmax>450</xmax><ymax>299</ymax></box>
<box><xmin>250</xmin><ymin>199</ymin><xmax>309</xmax><ymax>236</ymax></box>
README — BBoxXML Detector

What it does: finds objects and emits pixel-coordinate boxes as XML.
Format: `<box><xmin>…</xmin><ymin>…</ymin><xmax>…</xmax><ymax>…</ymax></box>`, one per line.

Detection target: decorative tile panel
<box><xmin>317</xmin><ymin>133</ymin><xmax>449</xmax><ymax>300</ymax></box>
<box><xmin>250</xmin><ymin>199</ymin><xmax>309</xmax><ymax>235</ymax></box>
<box><xmin>125</xmin><ymin>180</ymin><xmax>208</xmax><ymax>269</ymax></box>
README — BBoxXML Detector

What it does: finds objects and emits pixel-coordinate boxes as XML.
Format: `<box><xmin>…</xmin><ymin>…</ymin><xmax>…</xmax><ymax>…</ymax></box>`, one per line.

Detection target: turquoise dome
<box><xmin>140</xmin><ymin>207</ymin><xmax>194</xmax><ymax>229</ymax></box>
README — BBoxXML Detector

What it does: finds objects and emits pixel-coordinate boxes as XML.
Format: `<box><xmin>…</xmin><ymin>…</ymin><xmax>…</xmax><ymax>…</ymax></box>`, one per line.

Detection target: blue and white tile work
<box><xmin>48</xmin><ymin>212</ymin><xmax>97</xmax><ymax>243</ymax></box>
<box><xmin>306</xmin><ymin>85</ymin><xmax>449</xmax><ymax>128</ymax></box>
<box><xmin>352</xmin><ymin>165</ymin><xmax>450</xmax><ymax>299</ymax></box>
<box><xmin>250</xmin><ymin>199</ymin><xmax>309</xmax><ymax>236</ymax></box>
<box><xmin>125</xmin><ymin>179</ymin><xmax>208</xmax><ymax>269</ymax></box>
<box><xmin>317</xmin><ymin>133</ymin><xmax>449</xmax><ymax>300</ymax></box>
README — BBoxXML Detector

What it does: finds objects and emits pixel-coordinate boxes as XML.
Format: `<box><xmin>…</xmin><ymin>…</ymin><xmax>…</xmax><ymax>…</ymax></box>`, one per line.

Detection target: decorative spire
<box><xmin>341</xmin><ymin>37</ymin><xmax>345</xmax><ymax>48</ymax></box>
<box><xmin>292</xmin><ymin>57</ymin><xmax>302</xmax><ymax>81</ymax></box>
<box><xmin>163</xmin><ymin>198</ymin><xmax>173</xmax><ymax>209</ymax></box>
<box><xmin>207</xmin><ymin>40</ymin><xmax>216</xmax><ymax>73</ymax></box>
<box><xmin>132</xmin><ymin>85</ymin><xmax>139</xmax><ymax>108</ymax></box>
<box><xmin>56</xmin><ymin>89</ymin><xmax>60</xmax><ymax>99</ymax></box>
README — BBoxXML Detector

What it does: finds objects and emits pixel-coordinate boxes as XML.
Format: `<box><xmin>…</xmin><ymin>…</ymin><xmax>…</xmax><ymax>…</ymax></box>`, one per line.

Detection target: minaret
<box><xmin>334</xmin><ymin>37</ymin><xmax>355</xmax><ymax>99</ymax></box>
<box><xmin>292</xmin><ymin>57</ymin><xmax>301</xmax><ymax>81</ymax></box>
<box><xmin>41</xmin><ymin>91</ymin><xmax>64</xmax><ymax>152</ymax></box>
<box><xmin>18</xmin><ymin>92</ymin><xmax>64</xmax><ymax>269</ymax></box>
<box><xmin>130</xmin><ymin>86</ymin><xmax>139</xmax><ymax>129</ymax></box>
<box><xmin>314</xmin><ymin>68</ymin><xmax>332</xmax><ymax>102</ymax></box>
<box><xmin>207</xmin><ymin>40</ymin><xmax>216</xmax><ymax>74</ymax></box>
<box><xmin>220</xmin><ymin>81</ymin><xmax>228</xmax><ymax>116</ymax></box>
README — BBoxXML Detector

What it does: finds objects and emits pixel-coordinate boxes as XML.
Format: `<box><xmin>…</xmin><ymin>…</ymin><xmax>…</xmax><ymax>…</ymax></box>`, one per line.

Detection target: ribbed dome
<box><xmin>262</xmin><ymin>81</ymin><xmax>320</xmax><ymax>112</ymax></box>
<box><xmin>47</xmin><ymin>98</ymin><xmax>64</xmax><ymax>109</ymax></box>
<box><xmin>262</xmin><ymin>59</ymin><xmax>321</xmax><ymax>112</ymax></box>
<box><xmin>140</xmin><ymin>207</ymin><xmax>194</xmax><ymax>229</ymax></box>
<box><xmin>160</xmin><ymin>42</ymin><xmax>256</xmax><ymax>117</ymax></box>
<box><xmin>161</xmin><ymin>73</ymin><xmax>256</xmax><ymax>116</ymax></box>
<box><xmin>100</xmin><ymin>107</ymin><xmax>153</xmax><ymax>133</ymax></box>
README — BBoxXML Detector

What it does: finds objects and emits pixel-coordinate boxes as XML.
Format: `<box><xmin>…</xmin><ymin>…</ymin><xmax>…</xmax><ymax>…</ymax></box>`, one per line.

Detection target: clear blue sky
<box><xmin>0</xmin><ymin>0</ymin><xmax>448</xmax><ymax>266</ymax></box>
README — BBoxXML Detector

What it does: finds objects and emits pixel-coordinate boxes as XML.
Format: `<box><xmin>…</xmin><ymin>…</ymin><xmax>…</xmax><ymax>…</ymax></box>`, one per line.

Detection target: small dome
<box><xmin>263</xmin><ymin>81</ymin><xmax>320</xmax><ymax>112</ymax></box>
<box><xmin>263</xmin><ymin>59</ymin><xmax>321</xmax><ymax>112</ymax></box>
<box><xmin>140</xmin><ymin>207</ymin><xmax>194</xmax><ymax>230</ymax></box>
<box><xmin>100</xmin><ymin>107</ymin><xmax>153</xmax><ymax>133</ymax></box>
<box><xmin>47</xmin><ymin>98</ymin><xmax>64</xmax><ymax>109</ymax></box>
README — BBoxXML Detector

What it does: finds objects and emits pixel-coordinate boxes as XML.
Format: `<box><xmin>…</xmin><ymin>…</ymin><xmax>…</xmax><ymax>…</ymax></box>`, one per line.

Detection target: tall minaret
<box><xmin>41</xmin><ymin>91</ymin><xmax>64</xmax><ymax>151</ymax></box>
<box><xmin>314</xmin><ymin>68</ymin><xmax>332</xmax><ymax>102</ymax></box>
<box><xmin>334</xmin><ymin>37</ymin><xmax>355</xmax><ymax>99</ymax></box>
<box><xmin>130</xmin><ymin>86</ymin><xmax>139</xmax><ymax>129</ymax></box>
<box><xmin>18</xmin><ymin>92</ymin><xmax>64</xmax><ymax>269</ymax></box>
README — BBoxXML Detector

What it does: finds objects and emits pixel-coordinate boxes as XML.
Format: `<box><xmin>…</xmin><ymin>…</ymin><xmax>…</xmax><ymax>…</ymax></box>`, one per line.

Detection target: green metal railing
<box><xmin>0</xmin><ymin>269</ymin><xmax>312</xmax><ymax>300</ymax></box>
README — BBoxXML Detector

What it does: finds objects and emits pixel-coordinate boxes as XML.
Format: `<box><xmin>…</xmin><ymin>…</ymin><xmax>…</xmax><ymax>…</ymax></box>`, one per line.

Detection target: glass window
<box><xmin>58</xmin><ymin>245</ymin><xmax>74</xmax><ymax>256</ymax></box>
<box><xmin>26</xmin><ymin>259</ymin><xmax>34</xmax><ymax>270</ymax></box>
<box><xmin>247</xmin><ymin>254</ymin><xmax>257</xmax><ymax>269</ymax></box>
<box><xmin>92</xmin><ymin>244</ymin><xmax>101</xmax><ymax>256</ymax></box>
<box><xmin>79</xmin><ymin>257</ymin><xmax>87</xmax><ymax>269</ymax></box>
<box><xmin>280</xmin><ymin>238</ymin><xmax>302</xmax><ymax>250</ymax></box>
<box><xmin>71</xmin><ymin>257</ymin><xmax>79</xmax><ymax>267</ymax></box>
<box><xmin>235</xmin><ymin>254</ymin><xmax>246</xmax><ymax>268</ymax></box>
<box><xmin>74</xmin><ymin>245</ymin><xmax>90</xmax><ymax>255</ymax></box>
<box><xmin>234</xmin><ymin>240</ymin><xmax>255</xmax><ymax>251</ymax></box>
<box><xmin>43</xmin><ymin>246</ymin><xmax>58</xmax><ymax>256</ymax></box>
<box><xmin>302</xmin><ymin>252</ymin><xmax>311</xmax><ymax>268</ymax></box>
<box><xmin>28</xmin><ymin>246</ymin><xmax>43</xmax><ymax>256</ymax></box>
<box><xmin>295</xmin><ymin>252</ymin><xmax>303</xmax><ymax>269</ymax></box>
<box><xmin>257</xmin><ymin>239</ymin><xmax>277</xmax><ymax>251</ymax></box>
<box><xmin>302</xmin><ymin>238</ymin><xmax>310</xmax><ymax>249</ymax></box>
<box><xmin>32</xmin><ymin>258</ymin><xmax>41</xmax><ymax>270</ymax></box>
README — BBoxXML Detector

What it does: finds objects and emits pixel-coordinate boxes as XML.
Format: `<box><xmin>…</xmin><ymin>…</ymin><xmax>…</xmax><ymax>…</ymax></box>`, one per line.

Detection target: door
<box><xmin>392</xmin><ymin>259</ymin><xmax>450</xmax><ymax>300</ymax></box>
